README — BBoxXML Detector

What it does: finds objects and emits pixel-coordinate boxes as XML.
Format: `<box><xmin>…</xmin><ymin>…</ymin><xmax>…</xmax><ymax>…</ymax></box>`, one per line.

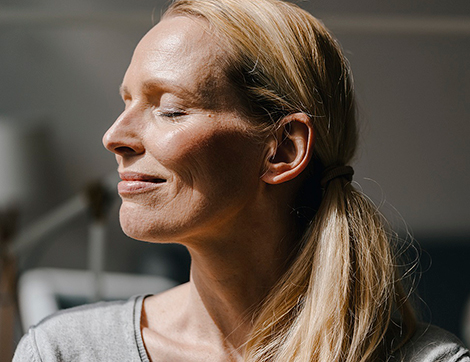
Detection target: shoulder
<box><xmin>393</xmin><ymin>323</ymin><xmax>470</xmax><ymax>362</ymax></box>
<box><xmin>13</xmin><ymin>295</ymin><xmax>148</xmax><ymax>362</ymax></box>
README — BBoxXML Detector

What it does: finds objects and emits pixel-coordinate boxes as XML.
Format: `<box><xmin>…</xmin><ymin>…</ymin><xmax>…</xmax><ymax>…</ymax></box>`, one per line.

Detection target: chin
<box><xmin>119</xmin><ymin>218</ymin><xmax>175</xmax><ymax>244</ymax></box>
<box><xmin>118</xmin><ymin>203</ymin><xmax>182</xmax><ymax>244</ymax></box>
<box><xmin>119</xmin><ymin>203</ymin><xmax>158</xmax><ymax>243</ymax></box>
<box><xmin>119</xmin><ymin>218</ymin><xmax>165</xmax><ymax>244</ymax></box>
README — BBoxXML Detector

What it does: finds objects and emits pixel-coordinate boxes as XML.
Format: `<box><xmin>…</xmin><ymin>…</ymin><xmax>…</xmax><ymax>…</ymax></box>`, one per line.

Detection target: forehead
<box><xmin>123</xmin><ymin>16</ymin><xmax>229</xmax><ymax>107</ymax></box>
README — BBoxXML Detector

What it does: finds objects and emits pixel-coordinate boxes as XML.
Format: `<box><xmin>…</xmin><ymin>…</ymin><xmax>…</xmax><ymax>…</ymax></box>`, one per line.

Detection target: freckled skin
<box><xmin>103</xmin><ymin>16</ymin><xmax>267</xmax><ymax>245</ymax></box>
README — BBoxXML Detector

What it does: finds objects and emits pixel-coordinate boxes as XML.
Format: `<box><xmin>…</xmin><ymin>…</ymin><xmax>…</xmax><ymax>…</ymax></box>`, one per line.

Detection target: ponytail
<box><xmin>245</xmin><ymin>178</ymin><xmax>416</xmax><ymax>362</ymax></box>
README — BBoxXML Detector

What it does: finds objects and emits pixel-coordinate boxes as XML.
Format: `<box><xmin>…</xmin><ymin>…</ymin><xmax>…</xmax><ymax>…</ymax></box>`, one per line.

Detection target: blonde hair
<box><xmin>165</xmin><ymin>1</ymin><xmax>416</xmax><ymax>361</ymax></box>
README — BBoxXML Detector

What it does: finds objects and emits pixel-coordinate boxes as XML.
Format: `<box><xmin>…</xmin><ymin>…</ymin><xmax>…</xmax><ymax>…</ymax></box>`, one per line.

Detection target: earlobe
<box><xmin>261</xmin><ymin>113</ymin><xmax>314</xmax><ymax>185</ymax></box>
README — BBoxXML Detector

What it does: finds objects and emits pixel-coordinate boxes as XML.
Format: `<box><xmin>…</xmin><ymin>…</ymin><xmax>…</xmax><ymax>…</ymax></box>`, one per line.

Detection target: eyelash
<box><xmin>155</xmin><ymin>110</ymin><xmax>187</xmax><ymax>119</ymax></box>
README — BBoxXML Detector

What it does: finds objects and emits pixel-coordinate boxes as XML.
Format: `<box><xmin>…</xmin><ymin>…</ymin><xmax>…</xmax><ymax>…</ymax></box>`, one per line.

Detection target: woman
<box><xmin>14</xmin><ymin>0</ymin><xmax>469</xmax><ymax>361</ymax></box>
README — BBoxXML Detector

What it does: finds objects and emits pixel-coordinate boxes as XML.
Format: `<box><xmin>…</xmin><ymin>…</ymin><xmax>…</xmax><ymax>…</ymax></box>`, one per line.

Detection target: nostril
<box><xmin>102</xmin><ymin>119</ymin><xmax>145</xmax><ymax>155</ymax></box>
<box><xmin>115</xmin><ymin>146</ymin><xmax>137</xmax><ymax>155</ymax></box>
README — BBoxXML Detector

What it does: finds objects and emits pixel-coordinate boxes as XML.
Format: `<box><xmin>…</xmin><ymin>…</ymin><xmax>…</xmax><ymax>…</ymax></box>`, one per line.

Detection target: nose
<box><xmin>102</xmin><ymin>109</ymin><xmax>145</xmax><ymax>156</ymax></box>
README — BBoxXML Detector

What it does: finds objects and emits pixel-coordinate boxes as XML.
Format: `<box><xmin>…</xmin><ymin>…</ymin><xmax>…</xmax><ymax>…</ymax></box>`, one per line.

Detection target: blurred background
<box><xmin>0</xmin><ymin>0</ymin><xmax>469</xmax><ymax>358</ymax></box>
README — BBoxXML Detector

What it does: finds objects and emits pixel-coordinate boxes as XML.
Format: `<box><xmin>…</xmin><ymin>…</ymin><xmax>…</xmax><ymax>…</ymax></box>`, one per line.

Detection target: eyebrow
<box><xmin>118</xmin><ymin>79</ymin><xmax>192</xmax><ymax>99</ymax></box>
<box><xmin>118</xmin><ymin>75</ymin><xmax>226</xmax><ymax>110</ymax></box>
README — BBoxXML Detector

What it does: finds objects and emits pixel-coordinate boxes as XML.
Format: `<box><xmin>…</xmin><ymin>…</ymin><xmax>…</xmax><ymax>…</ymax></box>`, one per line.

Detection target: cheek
<box><xmin>153</xmin><ymin>125</ymin><xmax>209</xmax><ymax>167</ymax></box>
<box><xmin>151</xmin><ymin>123</ymin><xmax>263</xmax><ymax>194</ymax></box>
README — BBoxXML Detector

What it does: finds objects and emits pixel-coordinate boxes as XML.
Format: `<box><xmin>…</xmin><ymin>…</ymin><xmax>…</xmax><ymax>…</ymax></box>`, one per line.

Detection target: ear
<box><xmin>261</xmin><ymin>113</ymin><xmax>314</xmax><ymax>184</ymax></box>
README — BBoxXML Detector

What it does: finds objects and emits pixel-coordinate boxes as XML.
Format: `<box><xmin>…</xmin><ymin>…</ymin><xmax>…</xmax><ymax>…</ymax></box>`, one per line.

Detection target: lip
<box><xmin>119</xmin><ymin>172</ymin><xmax>166</xmax><ymax>182</ymax></box>
<box><xmin>118</xmin><ymin>172</ymin><xmax>166</xmax><ymax>194</ymax></box>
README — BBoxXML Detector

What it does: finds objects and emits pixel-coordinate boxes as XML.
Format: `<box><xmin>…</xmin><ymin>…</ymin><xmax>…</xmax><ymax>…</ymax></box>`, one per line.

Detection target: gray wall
<box><xmin>1</xmin><ymin>0</ymin><xmax>469</xmax><ymax>332</ymax></box>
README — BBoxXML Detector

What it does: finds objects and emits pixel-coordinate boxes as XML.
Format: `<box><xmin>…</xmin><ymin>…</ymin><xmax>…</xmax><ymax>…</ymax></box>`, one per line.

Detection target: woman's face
<box><xmin>103</xmin><ymin>16</ymin><xmax>267</xmax><ymax>244</ymax></box>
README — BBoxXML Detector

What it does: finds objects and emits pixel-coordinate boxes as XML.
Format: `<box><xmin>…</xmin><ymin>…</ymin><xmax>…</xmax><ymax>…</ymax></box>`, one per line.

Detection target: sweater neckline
<box><xmin>133</xmin><ymin>294</ymin><xmax>152</xmax><ymax>362</ymax></box>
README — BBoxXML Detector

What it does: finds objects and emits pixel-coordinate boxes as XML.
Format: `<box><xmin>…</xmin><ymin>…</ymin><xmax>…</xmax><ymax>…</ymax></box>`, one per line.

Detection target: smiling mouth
<box><xmin>119</xmin><ymin>172</ymin><xmax>166</xmax><ymax>183</ymax></box>
<box><xmin>118</xmin><ymin>172</ymin><xmax>166</xmax><ymax>194</ymax></box>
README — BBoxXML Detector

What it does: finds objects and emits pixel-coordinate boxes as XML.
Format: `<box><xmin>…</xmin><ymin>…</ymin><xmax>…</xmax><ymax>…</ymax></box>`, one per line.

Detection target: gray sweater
<box><xmin>13</xmin><ymin>295</ymin><xmax>470</xmax><ymax>361</ymax></box>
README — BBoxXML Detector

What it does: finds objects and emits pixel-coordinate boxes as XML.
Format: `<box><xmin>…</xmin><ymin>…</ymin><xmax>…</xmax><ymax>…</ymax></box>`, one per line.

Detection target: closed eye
<box><xmin>160</xmin><ymin>111</ymin><xmax>187</xmax><ymax>117</ymax></box>
<box><xmin>156</xmin><ymin>110</ymin><xmax>188</xmax><ymax>120</ymax></box>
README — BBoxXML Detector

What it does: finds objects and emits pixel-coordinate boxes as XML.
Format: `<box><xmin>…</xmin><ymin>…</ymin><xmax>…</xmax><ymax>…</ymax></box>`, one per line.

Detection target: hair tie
<box><xmin>320</xmin><ymin>165</ymin><xmax>354</xmax><ymax>188</ymax></box>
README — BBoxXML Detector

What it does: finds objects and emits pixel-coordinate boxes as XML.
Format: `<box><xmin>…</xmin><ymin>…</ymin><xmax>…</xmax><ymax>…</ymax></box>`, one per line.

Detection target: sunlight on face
<box><xmin>103</xmin><ymin>16</ymin><xmax>267</xmax><ymax>245</ymax></box>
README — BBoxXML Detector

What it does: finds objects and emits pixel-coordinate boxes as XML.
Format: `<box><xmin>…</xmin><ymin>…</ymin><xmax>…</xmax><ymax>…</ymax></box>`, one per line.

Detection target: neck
<box><xmin>185</xmin><ymin>195</ymin><xmax>298</xmax><ymax>352</ymax></box>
